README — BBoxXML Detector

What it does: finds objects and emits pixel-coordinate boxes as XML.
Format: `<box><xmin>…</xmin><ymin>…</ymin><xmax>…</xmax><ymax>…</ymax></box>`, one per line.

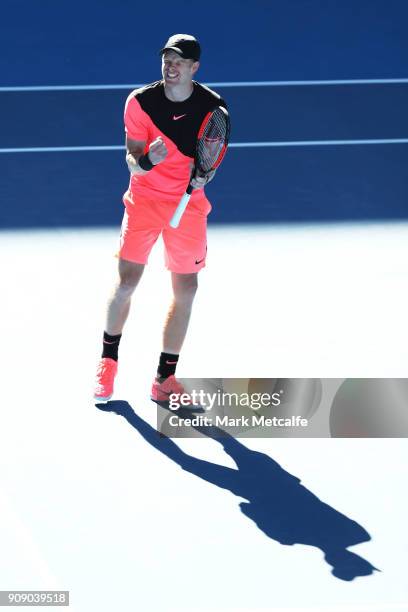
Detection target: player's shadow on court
<box><xmin>97</xmin><ymin>400</ymin><xmax>379</xmax><ymax>581</ymax></box>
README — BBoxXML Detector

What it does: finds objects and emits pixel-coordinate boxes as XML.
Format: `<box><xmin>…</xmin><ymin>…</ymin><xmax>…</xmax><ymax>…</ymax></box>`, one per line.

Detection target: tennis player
<box><xmin>94</xmin><ymin>34</ymin><xmax>228</xmax><ymax>403</ymax></box>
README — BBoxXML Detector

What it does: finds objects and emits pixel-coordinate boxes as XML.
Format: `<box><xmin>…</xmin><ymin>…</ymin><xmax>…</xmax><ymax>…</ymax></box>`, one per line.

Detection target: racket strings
<box><xmin>197</xmin><ymin>109</ymin><xmax>228</xmax><ymax>172</ymax></box>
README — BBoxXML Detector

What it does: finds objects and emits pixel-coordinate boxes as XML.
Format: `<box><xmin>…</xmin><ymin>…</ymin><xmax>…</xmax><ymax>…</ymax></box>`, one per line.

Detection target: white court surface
<box><xmin>1</xmin><ymin>221</ymin><xmax>408</xmax><ymax>612</ymax></box>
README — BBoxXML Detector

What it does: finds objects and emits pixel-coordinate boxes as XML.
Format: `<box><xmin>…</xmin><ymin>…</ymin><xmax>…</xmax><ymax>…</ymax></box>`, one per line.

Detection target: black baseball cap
<box><xmin>160</xmin><ymin>34</ymin><xmax>201</xmax><ymax>61</ymax></box>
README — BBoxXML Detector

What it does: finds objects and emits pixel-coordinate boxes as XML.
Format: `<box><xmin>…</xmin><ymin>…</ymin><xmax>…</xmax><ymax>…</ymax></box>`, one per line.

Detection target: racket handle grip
<box><xmin>170</xmin><ymin>192</ymin><xmax>192</xmax><ymax>228</ymax></box>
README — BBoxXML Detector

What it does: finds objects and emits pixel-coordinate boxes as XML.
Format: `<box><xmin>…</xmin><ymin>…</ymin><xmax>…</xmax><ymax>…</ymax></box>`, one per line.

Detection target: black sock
<box><xmin>102</xmin><ymin>331</ymin><xmax>122</xmax><ymax>361</ymax></box>
<box><xmin>157</xmin><ymin>352</ymin><xmax>179</xmax><ymax>379</ymax></box>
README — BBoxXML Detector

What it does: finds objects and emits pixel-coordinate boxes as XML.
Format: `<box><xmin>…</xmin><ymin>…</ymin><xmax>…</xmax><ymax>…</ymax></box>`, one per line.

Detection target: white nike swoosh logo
<box><xmin>173</xmin><ymin>114</ymin><xmax>187</xmax><ymax>120</ymax></box>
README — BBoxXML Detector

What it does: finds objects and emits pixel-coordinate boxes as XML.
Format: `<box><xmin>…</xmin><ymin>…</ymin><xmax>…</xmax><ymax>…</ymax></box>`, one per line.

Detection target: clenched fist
<box><xmin>147</xmin><ymin>136</ymin><xmax>168</xmax><ymax>165</ymax></box>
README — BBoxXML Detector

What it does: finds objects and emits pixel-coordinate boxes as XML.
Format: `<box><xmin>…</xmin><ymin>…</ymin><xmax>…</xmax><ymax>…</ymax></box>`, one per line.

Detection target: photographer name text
<box><xmin>167</xmin><ymin>414</ymin><xmax>308</xmax><ymax>428</ymax></box>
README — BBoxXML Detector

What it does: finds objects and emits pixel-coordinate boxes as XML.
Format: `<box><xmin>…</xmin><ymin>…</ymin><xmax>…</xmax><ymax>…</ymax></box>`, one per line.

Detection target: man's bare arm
<box><xmin>126</xmin><ymin>137</ymin><xmax>147</xmax><ymax>175</ymax></box>
<box><xmin>125</xmin><ymin>136</ymin><xmax>168</xmax><ymax>175</ymax></box>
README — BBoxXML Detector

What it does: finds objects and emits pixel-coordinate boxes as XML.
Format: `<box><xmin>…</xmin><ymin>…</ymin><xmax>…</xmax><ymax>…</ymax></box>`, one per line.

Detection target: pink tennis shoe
<box><xmin>94</xmin><ymin>357</ymin><xmax>118</xmax><ymax>402</ymax></box>
<box><xmin>151</xmin><ymin>375</ymin><xmax>199</xmax><ymax>409</ymax></box>
<box><xmin>94</xmin><ymin>363</ymin><xmax>201</xmax><ymax>409</ymax></box>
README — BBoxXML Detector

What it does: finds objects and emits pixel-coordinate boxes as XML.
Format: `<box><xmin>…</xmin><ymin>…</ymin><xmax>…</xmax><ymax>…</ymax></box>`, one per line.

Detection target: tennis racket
<box><xmin>169</xmin><ymin>106</ymin><xmax>230</xmax><ymax>229</ymax></box>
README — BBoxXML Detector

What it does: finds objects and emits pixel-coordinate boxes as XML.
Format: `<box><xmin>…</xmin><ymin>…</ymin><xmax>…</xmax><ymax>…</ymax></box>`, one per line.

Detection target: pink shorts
<box><xmin>118</xmin><ymin>190</ymin><xmax>212</xmax><ymax>274</ymax></box>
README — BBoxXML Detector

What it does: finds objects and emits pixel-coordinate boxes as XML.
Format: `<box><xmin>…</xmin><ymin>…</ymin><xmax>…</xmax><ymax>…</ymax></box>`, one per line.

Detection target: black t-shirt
<box><xmin>132</xmin><ymin>80</ymin><xmax>227</xmax><ymax>157</ymax></box>
<box><xmin>124</xmin><ymin>80</ymin><xmax>227</xmax><ymax>199</ymax></box>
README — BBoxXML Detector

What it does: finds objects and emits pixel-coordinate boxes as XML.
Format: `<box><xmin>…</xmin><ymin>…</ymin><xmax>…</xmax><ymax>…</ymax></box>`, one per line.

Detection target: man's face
<box><xmin>161</xmin><ymin>50</ymin><xmax>199</xmax><ymax>87</ymax></box>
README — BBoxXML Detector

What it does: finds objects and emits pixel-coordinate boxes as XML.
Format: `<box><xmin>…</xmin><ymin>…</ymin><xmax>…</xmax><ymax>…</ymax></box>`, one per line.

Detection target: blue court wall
<box><xmin>1</xmin><ymin>0</ymin><xmax>408</xmax><ymax>84</ymax></box>
<box><xmin>0</xmin><ymin>0</ymin><xmax>407</xmax><ymax>228</ymax></box>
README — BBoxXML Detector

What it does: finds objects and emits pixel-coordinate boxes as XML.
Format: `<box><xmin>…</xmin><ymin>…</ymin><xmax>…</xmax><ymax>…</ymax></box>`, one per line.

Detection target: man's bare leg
<box><xmin>162</xmin><ymin>272</ymin><xmax>198</xmax><ymax>354</ymax></box>
<box><xmin>95</xmin><ymin>259</ymin><xmax>145</xmax><ymax>400</ymax></box>
<box><xmin>105</xmin><ymin>258</ymin><xmax>145</xmax><ymax>335</ymax></box>
<box><xmin>154</xmin><ymin>272</ymin><xmax>198</xmax><ymax>383</ymax></box>
<box><xmin>151</xmin><ymin>271</ymin><xmax>199</xmax><ymax>406</ymax></box>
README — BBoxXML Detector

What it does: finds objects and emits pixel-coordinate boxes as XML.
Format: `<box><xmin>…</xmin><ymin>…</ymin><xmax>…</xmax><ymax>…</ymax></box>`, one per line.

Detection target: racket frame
<box><xmin>169</xmin><ymin>106</ymin><xmax>230</xmax><ymax>229</ymax></box>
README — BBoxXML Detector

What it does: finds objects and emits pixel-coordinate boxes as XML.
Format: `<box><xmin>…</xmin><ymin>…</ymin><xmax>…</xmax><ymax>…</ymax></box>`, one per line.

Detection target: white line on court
<box><xmin>231</xmin><ymin>138</ymin><xmax>408</xmax><ymax>147</ymax></box>
<box><xmin>0</xmin><ymin>78</ymin><xmax>408</xmax><ymax>92</ymax></box>
<box><xmin>204</xmin><ymin>603</ymin><xmax>408</xmax><ymax>612</ymax></box>
<box><xmin>1</xmin><ymin>138</ymin><xmax>408</xmax><ymax>154</ymax></box>
<box><xmin>200</xmin><ymin>606</ymin><xmax>408</xmax><ymax>612</ymax></box>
